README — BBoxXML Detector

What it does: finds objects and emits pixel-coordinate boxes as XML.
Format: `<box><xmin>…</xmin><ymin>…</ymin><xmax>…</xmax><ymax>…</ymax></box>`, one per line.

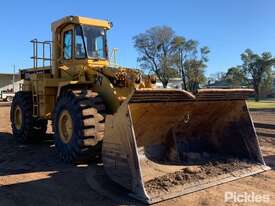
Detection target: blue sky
<box><xmin>0</xmin><ymin>0</ymin><xmax>275</xmax><ymax>76</ymax></box>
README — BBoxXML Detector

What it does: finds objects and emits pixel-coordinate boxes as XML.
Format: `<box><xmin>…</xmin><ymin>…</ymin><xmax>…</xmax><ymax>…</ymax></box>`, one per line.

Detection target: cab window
<box><xmin>63</xmin><ymin>30</ymin><xmax>72</xmax><ymax>60</ymax></box>
<box><xmin>75</xmin><ymin>26</ymin><xmax>86</xmax><ymax>59</ymax></box>
<box><xmin>82</xmin><ymin>25</ymin><xmax>107</xmax><ymax>59</ymax></box>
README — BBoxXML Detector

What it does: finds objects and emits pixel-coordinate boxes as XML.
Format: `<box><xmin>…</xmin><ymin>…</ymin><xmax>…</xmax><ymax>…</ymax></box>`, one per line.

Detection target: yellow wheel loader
<box><xmin>10</xmin><ymin>16</ymin><xmax>269</xmax><ymax>204</ymax></box>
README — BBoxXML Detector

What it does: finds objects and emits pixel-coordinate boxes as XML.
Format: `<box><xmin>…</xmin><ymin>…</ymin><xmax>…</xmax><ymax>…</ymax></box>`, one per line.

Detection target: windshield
<box><xmin>76</xmin><ymin>25</ymin><xmax>107</xmax><ymax>59</ymax></box>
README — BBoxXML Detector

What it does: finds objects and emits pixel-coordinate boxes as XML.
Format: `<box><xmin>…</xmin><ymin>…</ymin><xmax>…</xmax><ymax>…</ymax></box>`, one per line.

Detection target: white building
<box><xmin>156</xmin><ymin>78</ymin><xmax>182</xmax><ymax>89</ymax></box>
<box><xmin>0</xmin><ymin>80</ymin><xmax>23</xmax><ymax>93</ymax></box>
<box><xmin>0</xmin><ymin>73</ymin><xmax>21</xmax><ymax>93</ymax></box>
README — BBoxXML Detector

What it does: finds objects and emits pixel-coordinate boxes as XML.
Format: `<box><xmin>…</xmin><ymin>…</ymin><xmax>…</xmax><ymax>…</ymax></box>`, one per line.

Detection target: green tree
<box><xmin>185</xmin><ymin>59</ymin><xmax>207</xmax><ymax>91</ymax></box>
<box><xmin>260</xmin><ymin>66</ymin><xmax>273</xmax><ymax>97</ymax></box>
<box><xmin>171</xmin><ymin>36</ymin><xmax>209</xmax><ymax>92</ymax></box>
<box><xmin>241</xmin><ymin>49</ymin><xmax>275</xmax><ymax>101</ymax></box>
<box><xmin>133</xmin><ymin>26</ymin><xmax>177</xmax><ymax>88</ymax></box>
<box><xmin>225</xmin><ymin>66</ymin><xmax>247</xmax><ymax>87</ymax></box>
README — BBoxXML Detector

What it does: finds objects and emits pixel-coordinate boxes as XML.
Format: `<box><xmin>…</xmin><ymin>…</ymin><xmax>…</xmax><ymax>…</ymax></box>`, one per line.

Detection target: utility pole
<box><xmin>110</xmin><ymin>48</ymin><xmax>118</xmax><ymax>66</ymax></box>
<box><xmin>13</xmin><ymin>64</ymin><xmax>15</xmax><ymax>92</ymax></box>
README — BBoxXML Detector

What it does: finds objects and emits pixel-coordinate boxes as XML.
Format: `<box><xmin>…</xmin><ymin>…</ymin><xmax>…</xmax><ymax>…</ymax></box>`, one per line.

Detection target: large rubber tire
<box><xmin>10</xmin><ymin>91</ymin><xmax>48</xmax><ymax>143</ymax></box>
<box><xmin>53</xmin><ymin>89</ymin><xmax>106</xmax><ymax>162</ymax></box>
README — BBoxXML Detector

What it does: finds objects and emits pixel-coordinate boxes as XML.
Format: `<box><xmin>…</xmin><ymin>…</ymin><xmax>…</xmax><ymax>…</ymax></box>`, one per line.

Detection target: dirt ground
<box><xmin>0</xmin><ymin>106</ymin><xmax>275</xmax><ymax>206</ymax></box>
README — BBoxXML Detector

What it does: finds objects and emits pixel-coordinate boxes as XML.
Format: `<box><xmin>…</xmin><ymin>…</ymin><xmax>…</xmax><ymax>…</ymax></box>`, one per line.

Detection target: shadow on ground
<box><xmin>264</xmin><ymin>155</ymin><xmax>275</xmax><ymax>170</ymax></box>
<box><xmin>254</xmin><ymin>122</ymin><xmax>275</xmax><ymax>130</ymax></box>
<box><xmin>257</xmin><ymin>132</ymin><xmax>275</xmax><ymax>138</ymax></box>
<box><xmin>0</xmin><ymin>132</ymin><xmax>119</xmax><ymax>206</ymax></box>
<box><xmin>1</xmin><ymin>113</ymin><xmax>275</xmax><ymax>206</ymax></box>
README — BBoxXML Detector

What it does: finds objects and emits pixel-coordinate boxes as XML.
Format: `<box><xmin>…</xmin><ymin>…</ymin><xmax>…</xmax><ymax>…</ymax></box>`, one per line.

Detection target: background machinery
<box><xmin>10</xmin><ymin>16</ymin><xmax>269</xmax><ymax>204</ymax></box>
<box><xmin>0</xmin><ymin>90</ymin><xmax>15</xmax><ymax>102</ymax></box>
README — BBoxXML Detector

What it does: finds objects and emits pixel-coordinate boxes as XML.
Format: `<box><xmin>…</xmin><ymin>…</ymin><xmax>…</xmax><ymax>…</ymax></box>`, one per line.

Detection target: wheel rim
<box><xmin>14</xmin><ymin>106</ymin><xmax>23</xmax><ymax>130</ymax></box>
<box><xmin>58</xmin><ymin>110</ymin><xmax>73</xmax><ymax>144</ymax></box>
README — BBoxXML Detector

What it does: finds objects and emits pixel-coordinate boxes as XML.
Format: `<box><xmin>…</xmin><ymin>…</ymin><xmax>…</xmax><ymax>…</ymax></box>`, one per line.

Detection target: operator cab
<box><xmin>51</xmin><ymin>16</ymin><xmax>112</xmax><ymax>78</ymax></box>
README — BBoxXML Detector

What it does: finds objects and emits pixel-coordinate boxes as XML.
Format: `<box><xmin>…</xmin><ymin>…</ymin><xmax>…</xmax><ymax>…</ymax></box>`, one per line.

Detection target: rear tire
<box><xmin>10</xmin><ymin>91</ymin><xmax>48</xmax><ymax>143</ymax></box>
<box><xmin>53</xmin><ymin>89</ymin><xmax>106</xmax><ymax>162</ymax></box>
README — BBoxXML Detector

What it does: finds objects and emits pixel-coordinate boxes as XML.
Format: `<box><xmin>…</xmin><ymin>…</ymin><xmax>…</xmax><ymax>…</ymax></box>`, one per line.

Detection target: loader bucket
<box><xmin>102</xmin><ymin>89</ymin><xmax>270</xmax><ymax>204</ymax></box>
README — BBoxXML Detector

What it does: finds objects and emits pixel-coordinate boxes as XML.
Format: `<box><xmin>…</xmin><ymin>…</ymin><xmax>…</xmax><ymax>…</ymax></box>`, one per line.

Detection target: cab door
<box><xmin>59</xmin><ymin>25</ymin><xmax>78</xmax><ymax>79</ymax></box>
<box><xmin>73</xmin><ymin>25</ymin><xmax>89</xmax><ymax>80</ymax></box>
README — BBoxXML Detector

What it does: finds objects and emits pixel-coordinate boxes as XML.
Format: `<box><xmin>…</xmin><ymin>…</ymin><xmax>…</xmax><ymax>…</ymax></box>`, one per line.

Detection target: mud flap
<box><xmin>100</xmin><ymin>89</ymin><xmax>270</xmax><ymax>204</ymax></box>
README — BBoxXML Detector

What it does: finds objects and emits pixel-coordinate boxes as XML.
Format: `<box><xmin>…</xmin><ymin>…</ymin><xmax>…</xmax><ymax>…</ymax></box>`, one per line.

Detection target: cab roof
<box><xmin>51</xmin><ymin>16</ymin><xmax>112</xmax><ymax>32</ymax></box>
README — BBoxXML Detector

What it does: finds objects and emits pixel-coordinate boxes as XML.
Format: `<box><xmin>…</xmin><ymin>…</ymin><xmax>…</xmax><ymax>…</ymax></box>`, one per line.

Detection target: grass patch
<box><xmin>247</xmin><ymin>100</ymin><xmax>275</xmax><ymax>109</ymax></box>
